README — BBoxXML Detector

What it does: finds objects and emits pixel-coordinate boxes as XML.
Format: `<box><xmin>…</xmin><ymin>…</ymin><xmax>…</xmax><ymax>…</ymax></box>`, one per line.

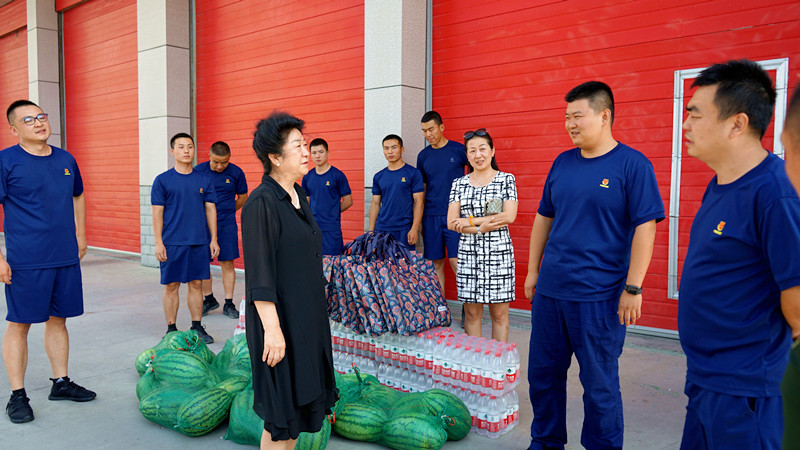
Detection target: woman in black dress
<box><xmin>242</xmin><ymin>111</ymin><xmax>337</xmax><ymax>448</ymax></box>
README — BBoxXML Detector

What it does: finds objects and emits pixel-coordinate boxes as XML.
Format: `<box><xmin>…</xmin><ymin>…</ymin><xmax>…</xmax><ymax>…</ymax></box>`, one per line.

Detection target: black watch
<box><xmin>624</xmin><ymin>284</ymin><xmax>642</xmax><ymax>295</ymax></box>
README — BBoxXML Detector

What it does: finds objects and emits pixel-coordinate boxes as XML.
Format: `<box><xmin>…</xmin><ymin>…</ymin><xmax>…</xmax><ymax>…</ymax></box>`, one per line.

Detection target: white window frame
<box><xmin>667</xmin><ymin>58</ymin><xmax>789</xmax><ymax>300</ymax></box>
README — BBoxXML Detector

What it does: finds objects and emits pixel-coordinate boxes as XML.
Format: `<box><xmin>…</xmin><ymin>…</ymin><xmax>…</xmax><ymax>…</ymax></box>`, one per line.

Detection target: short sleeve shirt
<box><xmin>302</xmin><ymin>165</ymin><xmax>351</xmax><ymax>231</ymax></box>
<box><xmin>195</xmin><ymin>161</ymin><xmax>248</xmax><ymax>225</ymax></box>
<box><xmin>151</xmin><ymin>168</ymin><xmax>216</xmax><ymax>245</ymax></box>
<box><xmin>0</xmin><ymin>144</ymin><xmax>83</xmax><ymax>269</ymax></box>
<box><xmin>536</xmin><ymin>143</ymin><xmax>665</xmax><ymax>300</ymax></box>
<box><xmin>417</xmin><ymin>140</ymin><xmax>468</xmax><ymax>215</ymax></box>
<box><xmin>679</xmin><ymin>153</ymin><xmax>800</xmax><ymax>397</ymax></box>
<box><xmin>372</xmin><ymin>164</ymin><xmax>424</xmax><ymax>231</ymax></box>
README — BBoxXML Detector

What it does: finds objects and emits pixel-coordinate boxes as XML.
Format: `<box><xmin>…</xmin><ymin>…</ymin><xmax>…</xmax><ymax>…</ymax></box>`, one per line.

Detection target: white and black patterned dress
<box><xmin>449</xmin><ymin>171</ymin><xmax>517</xmax><ymax>304</ymax></box>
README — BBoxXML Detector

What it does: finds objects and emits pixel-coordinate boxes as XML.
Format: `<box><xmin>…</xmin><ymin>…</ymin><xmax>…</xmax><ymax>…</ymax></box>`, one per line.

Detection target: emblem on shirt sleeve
<box><xmin>326</xmin><ymin>181</ymin><xmax>331</xmax><ymax>186</ymax></box>
<box><xmin>600</xmin><ymin>178</ymin><xmax>610</xmax><ymax>188</ymax></box>
<box><xmin>712</xmin><ymin>221</ymin><xmax>725</xmax><ymax>235</ymax></box>
<box><xmin>200</xmin><ymin>188</ymin><xmax>204</xmax><ymax>194</ymax></box>
<box><xmin>226</xmin><ymin>179</ymin><xmax>230</xmax><ymax>183</ymax></box>
<box><xmin>64</xmin><ymin>168</ymin><xmax>71</xmax><ymax>176</ymax></box>
<box><xmin>401</xmin><ymin>177</ymin><xmax>407</xmax><ymax>183</ymax></box>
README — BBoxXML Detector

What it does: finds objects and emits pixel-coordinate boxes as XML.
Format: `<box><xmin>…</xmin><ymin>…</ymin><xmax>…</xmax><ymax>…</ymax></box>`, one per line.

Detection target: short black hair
<box><xmin>565</xmin><ymin>81</ymin><xmax>615</xmax><ymax>125</ymax></box>
<box><xmin>309</xmin><ymin>138</ymin><xmax>328</xmax><ymax>151</ymax></box>
<box><xmin>252</xmin><ymin>111</ymin><xmax>305</xmax><ymax>174</ymax></box>
<box><xmin>382</xmin><ymin>134</ymin><xmax>403</xmax><ymax>148</ymax></box>
<box><xmin>7</xmin><ymin>100</ymin><xmax>39</xmax><ymax>124</ymax></box>
<box><xmin>209</xmin><ymin>141</ymin><xmax>231</xmax><ymax>156</ymax></box>
<box><xmin>692</xmin><ymin>59</ymin><xmax>776</xmax><ymax>139</ymax></box>
<box><xmin>784</xmin><ymin>83</ymin><xmax>800</xmax><ymax>145</ymax></box>
<box><xmin>170</xmin><ymin>132</ymin><xmax>194</xmax><ymax>148</ymax></box>
<box><xmin>421</xmin><ymin>111</ymin><xmax>443</xmax><ymax>125</ymax></box>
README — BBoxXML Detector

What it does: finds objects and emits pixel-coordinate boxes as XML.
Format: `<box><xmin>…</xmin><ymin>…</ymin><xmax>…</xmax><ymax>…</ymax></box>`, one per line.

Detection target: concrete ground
<box><xmin>0</xmin><ymin>248</ymin><xmax>688</xmax><ymax>449</ymax></box>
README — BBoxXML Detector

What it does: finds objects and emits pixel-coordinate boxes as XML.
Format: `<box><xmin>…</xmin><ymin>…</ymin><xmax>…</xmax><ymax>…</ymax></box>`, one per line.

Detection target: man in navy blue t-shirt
<box><xmin>195</xmin><ymin>141</ymin><xmax>248</xmax><ymax>319</ymax></box>
<box><xmin>678</xmin><ymin>60</ymin><xmax>800</xmax><ymax>450</ymax></box>
<box><xmin>418</xmin><ymin>111</ymin><xmax>468</xmax><ymax>293</ymax></box>
<box><xmin>524</xmin><ymin>82</ymin><xmax>664</xmax><ymax>450</ymax></box>
<box><xmin>302</xmin><ymin>138</ymin><xmax>353</xmax><ymax>255</ymax></box>
<box><xmin>368</xmin><ymin>134</ymin><xmax>424</xmax><ymax>251</ymax></box>
<box><xmin>1</xmin><ymin>100</ymin><xmax>96</xmax><ymax>424</ymax></box>
<box><xmin>152</xmin><ymin>133</ymin><xmax>220</xmax><ymax>344</ymax></box>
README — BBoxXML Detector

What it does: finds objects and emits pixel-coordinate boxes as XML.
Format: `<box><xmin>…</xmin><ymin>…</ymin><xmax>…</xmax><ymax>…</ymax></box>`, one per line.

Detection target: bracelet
<box><xmin>468</xmin><ymin>215</ymin><xmax>475</xmax><ymax>227</ymax></box>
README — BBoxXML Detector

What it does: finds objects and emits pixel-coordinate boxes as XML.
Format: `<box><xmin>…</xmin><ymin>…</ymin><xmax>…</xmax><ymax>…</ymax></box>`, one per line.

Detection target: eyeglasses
<box><xmin>464</xmin><ymin>128</ymin><xmax>488</xmax><ymax>140</ymax></box>
<box><xmin>19</xmin><ymin>113</ymin><xmax>49</xmax><ymax>126</ymax></box>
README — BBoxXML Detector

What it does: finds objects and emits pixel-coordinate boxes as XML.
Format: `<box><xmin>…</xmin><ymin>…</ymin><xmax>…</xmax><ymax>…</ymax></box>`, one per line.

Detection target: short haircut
<box><xmin>210</xmin><ymin>141</ymin><xmax>231</xmax><ymax>156</ymax></box>
<box><xmin>170</xmin><ymin>132</ymin><xmax>194</xmax><ymax>148</ymax></box>
<box><xmin>382</xmin><ymin>134</ymin><xmax>403</xmax><ymax>148</ymax></box>
<box><xmin>7</xmin><ymin>99</ymin><xmax>39</xmax><ymax>124</ymax></box>
<box><xmin>785</xmin><ymin>83</ymin><xmax>800</xmax><ymax>145</ymax></box>
<box><xmin>252</xmin><ymin>111</ymin><xmax>305</xmax><ymax>174</ymax></box>
<box><xmin>565</xmin><ymin>81</ymin><xmax>615</xmax><ymax>125</ymax></box>
<box><xmin>421</xmin><ymin>111</ymin><xmax>443</xmax><ymax>125</ymax></box>
<box><xmin>692</xmin><ymin>59</ymin><xmax>776</xmax><ymax>139</ymax></box>
<box><xmin>309</xmin><ymin>138</ymin><xmax>328</xmax><ymax>151</ymax></box>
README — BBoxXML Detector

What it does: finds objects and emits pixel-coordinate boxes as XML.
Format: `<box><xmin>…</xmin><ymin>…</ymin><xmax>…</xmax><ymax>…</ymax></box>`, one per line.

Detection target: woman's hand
<box><xmin>262</xmin><ymin>326</ymin><xmax>286</xmax><ymax>367</ymax></box>
<box><xmin>479</xmin><ymin>217</ymin><xmax>507</xmax><ymax>233</ymax></box>
<box><xmin>450</xmin><ymin>217</ymin><xmax>469</xmax><ymax>233</ymax></box>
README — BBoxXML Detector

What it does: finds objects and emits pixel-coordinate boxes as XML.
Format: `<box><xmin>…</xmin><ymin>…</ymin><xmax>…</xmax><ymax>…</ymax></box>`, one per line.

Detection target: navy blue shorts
<box><xmin>321</xmin><ymin>229</ymin><xmax>344</xmax><ymax>256</ymax></box>
<box><xmin>680</xmin><ymin>380</ymin><xmax>782</xmax><ymax>449</ymax></box>
<box><xmin>422</xmin><ymin>214</ymin><xmax>460</xmax><ymax>260</ymax></box>
<box><xmin>5</xmin><ymin>264</ymin><xmax>83</xmax><ymax>324</ymax></box>
<box><xmin>160</xmin><ymin>244</ymin><xmax>211</xmax><ymax>285</ymax></box>
<box><xmin>215</xmin><ymin>222</ymin><xmax>240</xmax><ymax>262</ymax></box>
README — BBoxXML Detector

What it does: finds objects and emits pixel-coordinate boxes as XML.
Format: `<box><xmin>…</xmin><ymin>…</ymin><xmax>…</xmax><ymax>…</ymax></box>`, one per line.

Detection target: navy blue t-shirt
<box><xmin>0</xmin><ymin>144</ymin><xmax>84</xmax><ymax>269</ymax></box>
<box><xmin>536</xmin><ymin>143</ymin><xmax>664</xmax><ymax>300</ymax></box>
<box><xmin>417</xmin><ymin>140</ymin><xmax>468</xmax><ymax>215</ymax></box>
<box><xmin>151</xmin><ymin>168</ymin><xmax>216</xmax><ymax>245</ymax></box>
<box><xmin>679</xmin><ymin>153</ymin><xmax>800</xmax><ymax>397</ymax></box>
<box><xmin>195</xmin><ymin>161</ymin><xmax>247</xmax><ymax>226</ymax></box>
<box><xmin>372</xmin><ymin>164</ymin><xmax>424</xmax><ymax>231</ymax></box>
<box><xmin>302</xmin><ymin>165</ymin><xmax>351</xmax><ymax>231</ymax></box>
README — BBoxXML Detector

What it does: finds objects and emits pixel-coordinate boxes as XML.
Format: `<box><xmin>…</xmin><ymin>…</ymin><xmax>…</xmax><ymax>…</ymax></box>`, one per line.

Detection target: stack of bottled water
<box><xmin>329</xmin><ymin>321</ymin><xmax>520</xmax><ymax>436</ymax></box>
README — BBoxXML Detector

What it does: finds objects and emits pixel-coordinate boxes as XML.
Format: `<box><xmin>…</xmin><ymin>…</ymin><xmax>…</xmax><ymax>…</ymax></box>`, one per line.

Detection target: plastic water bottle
<box><xmin>364</xmin><ymin>358</ymin><xmax>378</xmax><ymax>377</ymax></box>
<box><xmin>470</xmin><ymin>348</ymin><xmax>483</xmax><ymax>390</ymax></box>
<box><xmin>505</xmin><ymin>343</ymin><xmax>520</xmax><ymax>385</ymax></box>
<box><xmin>468</xmin><ymin>390</ymin><xmax>479</xmax><ymax>433</ymax></box>
<box><xmin>460</xmin><ymin>345</ymin><xmax>473</xmax><ymax>387</ymax></box>
<box><xmin>398</xmin><ymin>336</ymin><xmax>410</xmax><ymax>369</ymax></box>
<box><xmin>481</xmin><ymin>350</ymin><xmax>494</xmax><ymax>393</ymax></box>
<box><xmin>506</xmin><ymin>389</ymin><xmax>519</xmax><ymax>430</ymax></box>
<box><xmin>451</xmin><ymin>343</ymin><xmax>463</xmax><ymax>387</ymax></box>
<box><xmin>432</xmin><ymin>339</ymin><xmax>445</xmax><ymax>382</ymax></box>
<box><xmin>441</xmin><ymin>341</ymin><xmax>454</xmax><ymax>382</ymax></box>
<box><xmin>424</xmin><ymin>334</ymin><xmax>435</xmax><ymax>375</ymax></box>
<box><xmin>486</xmin><ymin>395</ymin><xmax>502</xmax><ymax>438</ymax></box>
<box><xmin>477</xmin><ymin>393</ymin><xmax>489</xmax><ymax>436</ymax></box>
<box><xmin>414</xmin><ymin>333</ymin><xmax>426</xmax><ymax>370</ymax></box>
<box><xmin>491</xmin><ymin>351</ymin><xmax>506</xmax><ymax>393</ymax></box>
<box><xmin>399</xmin><ymin>369</ymin><xmax>410</xmax><ymax>393</ymax></box>
<box><xmin>344</xmin><ymin>353</ymin><xmax>354</xmax><ymax>374</ymax></box>
<box><xmin>377</xmin><ymin>363</ymin><xmax>388</xmax><ymax>386</ymax></box>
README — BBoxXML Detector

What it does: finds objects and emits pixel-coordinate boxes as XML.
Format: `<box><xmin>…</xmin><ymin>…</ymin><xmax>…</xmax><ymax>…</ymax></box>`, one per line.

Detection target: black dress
<box><xmin>241</xmin><ymin>174</ymin><xmax>337</xmax><ymax>441</ymax></box>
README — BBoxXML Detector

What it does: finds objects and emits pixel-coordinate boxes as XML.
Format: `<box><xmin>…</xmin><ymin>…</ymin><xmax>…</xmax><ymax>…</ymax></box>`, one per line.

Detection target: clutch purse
<box><xmin>484</xmin><ymin>198</ymin><xmax>503</xmax><ymax>215</ymax></box>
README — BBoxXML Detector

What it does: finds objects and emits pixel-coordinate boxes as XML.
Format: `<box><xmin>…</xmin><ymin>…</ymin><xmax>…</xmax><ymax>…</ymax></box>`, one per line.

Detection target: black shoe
<box><xmin>192</xmin><ymin>325</ymin><xmax>214</xmax><ymax>344</ymax></box>
<box><xmin>223</xmin><ymin>303</ymin><xmax>239</xmax><ymax>319</ymax></box>
<box><xmin>202</xmin><ymin>296</ymin><xmax>219</xmax><ymax>316</ymax></box>
<box><xmin>48</xmin><ymin>377</ymin><xmax>96</xmax><ymax>402</ymax></box>
<box><xmin>7</xmin><ymin>392</ymin><xmax>33</xmax><ymax>423</ymax></box>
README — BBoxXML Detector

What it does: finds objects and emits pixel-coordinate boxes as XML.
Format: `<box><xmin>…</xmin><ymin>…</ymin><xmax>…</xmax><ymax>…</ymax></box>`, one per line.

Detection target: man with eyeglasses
<box><xmin>524</xmin><ymin>82</ymin><xmax>664</xmax><ymax>450</ymax></box>
<box><xmin>1</xmin><ymin>100</ymin><xmax>96</xmax><ymax>424</ymax></box>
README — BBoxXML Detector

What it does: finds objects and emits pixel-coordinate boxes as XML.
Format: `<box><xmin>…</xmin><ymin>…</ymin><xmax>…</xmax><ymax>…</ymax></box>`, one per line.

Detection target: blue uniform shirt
<box><xmin>195</xmin><ymin>161</ymin><xmax>247</xmax><ymax>225</ymax></box>
<box><xmin>679</xmin><ymin>153</ymin><xmax>800</xmax><ymax>397</ymax></box>
<box><xmin>302</xmin><ymin>165</ymin><xmax>351</xmax><ymax>231</ymax></box>
<box><xmin>417</xmin><ymin>140</ymin><xmax>468</xmax><ymax>215</ymax></box>
<box><xmin>372</xmin><ymin>164</ymin><xmax>424</xmax><ymax>231</ymax></box>
<box><xmin>151</xmin><ymin>168</ymin><xmax>216</xmax><ymax>245</ymax></box>
<box><xmin>0</xmin><ymin>144</ymin><xmax>84</xmax><ymax>269</ymax></box>
<box><xmin>536</xmin><ymin>143</ymin><xmax>664</xmax><ymax>300</ymax></box>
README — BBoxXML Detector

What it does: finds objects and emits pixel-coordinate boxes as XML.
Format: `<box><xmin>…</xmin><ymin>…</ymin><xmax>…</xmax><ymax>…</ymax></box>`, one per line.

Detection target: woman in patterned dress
<box><xmin>447</xmin><ymin>128</ymin><xmax>518</xmax><ymax>341</ymax></box>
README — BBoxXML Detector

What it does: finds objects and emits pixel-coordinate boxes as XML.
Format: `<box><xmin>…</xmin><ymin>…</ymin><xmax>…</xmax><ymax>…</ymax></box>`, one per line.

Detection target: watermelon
<box><xmin>296</xmin><ymin>416</ymin><xmax>331</xmax><ymax>450</ymax></box>
<box><xmin>175</xmin><ymin>388</ymin><xmax>233</xmax><ymax>436</ymax></box>
<box><xmin>421</xmin><ymin>389</ymin><xmax>471</xmax><ymax>440</ymax></box>
<box><xmin>135</xmin><ymin>347</ymin><xmax>156</xmax><ymax>376</ymax></box>
<box><xmin>216</xmin><ymin>375</ymin><xmax>249</xmax><ymax>397</ymax></box>
<box><xmin>166</xmin><ymin>330</ymin><xmax>215</xmax><ymax>364</ymax></box>
<box><xmin>139</xmin><ymin>388</ymin><xmax>187</xmax><ymax>428</ymax></box>
<box><xmin>332</xmin><ymin>402</ymin><xmax>388</xmax><ymax>442</ymax></box>
<box><xmin>136</xmin><ymin>370</ymin><xmax>161</xmax><ymax>401</ymax></box>
<box><xmin>381</xmin><ymin>412</ymin><xmax>448</xmax><ymax>450</ymax></box>
<box><xmin>224</xmin><ymin>388</ymin><xmax>263</xmax><ymax>446</ymax></box>
<box><xmin>150</xmin><ymin>348</ymin><xmax>211</xmax><ymax>389</ymax></box>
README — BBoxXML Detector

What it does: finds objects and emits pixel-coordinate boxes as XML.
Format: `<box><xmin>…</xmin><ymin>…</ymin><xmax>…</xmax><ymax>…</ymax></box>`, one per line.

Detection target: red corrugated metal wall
<box><xmin>432</xmin><ymin>0</ymin><xmax>800</xmax><ymax>330</ymax></box>
<box><xmin>61</xmin><ymin>0</ymin><xmax>139</xmax><ymax>252</ymax></box>
<box><xmin>0</xmin><ymin>0</ymin><xmax>27</xmax><ymax>151</ymax></box>
<box><xmin>195</xmin><ymin>1</ymin><xmax>365</xmax><ymax>270</ymax></box>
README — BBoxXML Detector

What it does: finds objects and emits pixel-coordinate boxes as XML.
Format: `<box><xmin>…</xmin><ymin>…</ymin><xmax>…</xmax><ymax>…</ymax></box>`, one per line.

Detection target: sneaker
<box><xmin>192</xmin><ymin>325</ymin><xmax>214</xmax><ymax>344</ymax></box>
<box><xmin>6</xmin><ymin>392</ymin><xmax>33</xmax><ymax>423</ymax></box>
<box><xmin>223</xmin><ymin>303</ymin><xmax>239</xmax><ymax>319</ymax></box>
<box><xmin>202</xmin><ymin>295</ymin><xmax>219</xmax><ymax>316</ymax></box>
<box><xmin>48</xmin><ymin>377</ymin><xmax>96</xmax><ymax>402</ymax></box>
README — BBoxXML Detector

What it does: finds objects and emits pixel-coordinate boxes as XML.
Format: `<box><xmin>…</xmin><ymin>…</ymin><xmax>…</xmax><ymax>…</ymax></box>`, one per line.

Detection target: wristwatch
<box><xmin>624</xmin><ymin>284</ymin><xmax>642</xmax><ymax>295</ymax></box>
<box><xmin>476</xmin><ymin>229</ymin><xmax>483</xmax><ymax>237</ymax></box>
